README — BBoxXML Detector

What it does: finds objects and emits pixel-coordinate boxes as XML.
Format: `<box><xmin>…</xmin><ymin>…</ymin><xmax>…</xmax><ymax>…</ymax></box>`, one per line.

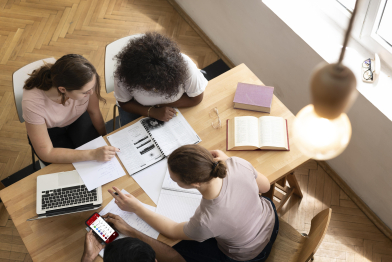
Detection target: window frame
<box><xmin>328</xmin><ymin>0</ymin><xmax>392</xmax><ymax>66</ymax></box>
<box><xmin>367</xmin><ymin>0</ymin><xmax>392</xmax><ymax>54</ymax></box>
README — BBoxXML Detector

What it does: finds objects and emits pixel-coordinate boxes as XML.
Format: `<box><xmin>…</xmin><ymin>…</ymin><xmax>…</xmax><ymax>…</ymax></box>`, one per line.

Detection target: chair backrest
<box><xmin>104</xmin><ymin>34</ymin><xmax>143</xmax><ymax>94</ymax></box>
<box><xmin>297</xmin><ymin>208</ymin><xmax>332</xmax><ymax>261</ymax></box>
<box><xmin>12</xmin><ymin>57</ymin><xmax>56</xmax><ymax>123</ymax></box>
<box><xmin>265</xmin><ymin>208</ymin><xmax>332</xmax><ymax>262</ymax></box>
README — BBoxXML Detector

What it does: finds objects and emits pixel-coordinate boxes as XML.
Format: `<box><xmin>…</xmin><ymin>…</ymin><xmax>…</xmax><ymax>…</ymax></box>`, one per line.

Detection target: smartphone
<box><xmin>85</xmin><ymin>212</ymin><xmax>119</xmax><ymax>244</ymax></box>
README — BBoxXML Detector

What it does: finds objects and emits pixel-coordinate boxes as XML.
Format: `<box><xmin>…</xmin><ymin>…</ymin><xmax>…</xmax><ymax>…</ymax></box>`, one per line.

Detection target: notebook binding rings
<box><xmin>141</xmin><ymin>118</ymin><xmax>165</xmax><ymax>156</ymax></box>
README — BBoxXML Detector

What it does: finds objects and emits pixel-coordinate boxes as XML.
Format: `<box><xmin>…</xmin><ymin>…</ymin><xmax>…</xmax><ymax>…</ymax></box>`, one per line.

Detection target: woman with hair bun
<box><xmin>108</xmin><ymin>145</ymin><xmax>279</xmax><ymax>262</ymax></box>
<box><xmin>22</xmin><ymin>54</ymin><xmax>119</xmax><ymax>165</ymax></box>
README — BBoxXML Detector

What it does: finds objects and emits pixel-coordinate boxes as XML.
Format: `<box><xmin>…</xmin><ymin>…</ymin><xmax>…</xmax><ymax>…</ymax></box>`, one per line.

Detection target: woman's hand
<box><xmin>102</xmin><ymin>212</ymin><xmax>137</xmax><ymax>237</ymax></box>
<box><xmin>210</xmin><ymin>150</ymin><xmax>229</xmax><ymax>162</ymax></box>
<box><xmin>108</xmin><ymin>186</ymin><xmax>142</xmax><ymax>213</ymax></box>
<box><xmin>93</xmin><ymin>146</ymin><xmax>120</xmax><ymax>162</ymax></box>
<box><xmin>150</xmin><ymin>107</ymin><xmax>177</xmax><ymax>122</ymax></box>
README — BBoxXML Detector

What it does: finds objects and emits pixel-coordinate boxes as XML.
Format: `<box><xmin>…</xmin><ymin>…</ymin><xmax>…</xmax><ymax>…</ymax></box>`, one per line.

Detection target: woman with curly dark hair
<box><xmin>23</xmin><ymin>54</ymin><xmax>119</xmax><ymax>165</ymax></box>
<box><xmin>114</xmin><ymin>32</ymin><xmax>208</xmax><ymax>125</ymax></box>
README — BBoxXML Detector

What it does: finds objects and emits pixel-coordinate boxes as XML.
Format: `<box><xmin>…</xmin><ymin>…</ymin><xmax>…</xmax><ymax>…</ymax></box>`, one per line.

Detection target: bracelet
<box><xmin>147</xmin><ymin>106</ymin><xmax>153</xmax><ymax>117</ymax></box>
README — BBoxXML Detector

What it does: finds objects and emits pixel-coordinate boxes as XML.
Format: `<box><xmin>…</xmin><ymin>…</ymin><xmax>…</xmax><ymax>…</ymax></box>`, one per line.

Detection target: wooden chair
<box><xmin>266</xmin><ymin>208</ymin><xmax>332</xmax><ymax>262</ymax></box>
<box><xmin>12</xmin><ymin>58</ymin><xmax>56</xmax><ymax>171</ymax></box>
<box><xmin>104</xmin><ymin>34</ymin><xmax>143</xmax><ymax>131</ymax></box>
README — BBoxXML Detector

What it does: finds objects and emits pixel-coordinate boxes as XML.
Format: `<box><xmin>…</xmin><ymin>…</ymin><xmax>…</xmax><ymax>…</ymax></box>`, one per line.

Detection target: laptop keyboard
<box><xmin>41</xmin><ymin>185</ymin><xmax>97</xmax><ymax>210</ymax></box>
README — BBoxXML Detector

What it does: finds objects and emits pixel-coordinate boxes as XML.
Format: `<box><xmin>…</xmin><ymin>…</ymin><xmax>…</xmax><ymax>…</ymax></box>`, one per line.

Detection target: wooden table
<box><xmin>0</xmin><ymin>64</ymin><xmax>310</xmax><ymax>262</ymax></box>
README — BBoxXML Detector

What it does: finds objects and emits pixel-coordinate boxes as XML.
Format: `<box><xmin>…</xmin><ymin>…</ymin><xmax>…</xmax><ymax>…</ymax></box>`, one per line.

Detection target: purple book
<box><xmin>233</xmin><ymin>83</ymin><xmax>274</xmax><ymax>113</ymax></box>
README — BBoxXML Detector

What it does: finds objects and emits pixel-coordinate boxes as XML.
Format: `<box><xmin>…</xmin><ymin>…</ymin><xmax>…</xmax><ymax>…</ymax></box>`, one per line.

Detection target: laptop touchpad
<box><xmin>58</xmin><ymin>171</ymin><xmax>82</xmax><ymax>186</ymax></box>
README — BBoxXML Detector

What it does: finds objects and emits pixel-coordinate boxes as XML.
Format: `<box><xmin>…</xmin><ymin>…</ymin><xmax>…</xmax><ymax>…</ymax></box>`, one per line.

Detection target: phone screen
<box><xmin>86</xmin><ymin>213</ymin><xmax>119</xmax><ymax>244</ymax></box>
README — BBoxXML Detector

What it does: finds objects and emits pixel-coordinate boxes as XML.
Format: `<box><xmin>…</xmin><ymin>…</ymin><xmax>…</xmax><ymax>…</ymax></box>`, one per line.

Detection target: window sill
<box><xmin>263</xmin><ymin>0</ymin><xmax>392</xmax><ymax>121</ymax></box>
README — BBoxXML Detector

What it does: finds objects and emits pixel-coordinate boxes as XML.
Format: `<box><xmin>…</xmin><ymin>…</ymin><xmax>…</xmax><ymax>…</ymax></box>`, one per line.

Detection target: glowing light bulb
<box><xmin>293</xmin><ymin>104</ymin><xmax>351</xmax><ymax>160</ymax></box>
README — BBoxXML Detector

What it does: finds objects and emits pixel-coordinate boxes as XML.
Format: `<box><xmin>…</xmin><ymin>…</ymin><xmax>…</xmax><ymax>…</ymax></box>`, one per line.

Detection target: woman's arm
<box><xmin>86</xmin><ymin>92</ymin><xmax>106</xmax><ymax>136</ymax></box>
<box><xmin>162</xmin><ymin>92</ymin><xmax>204</xmax><ymax>108</ymax></box>
<box><xmin>256</xmin><ymin>172</ymin><xmax>270</xmax><ymax>193</ymax></box>
<box><xmin>102</xmin><ymin>213</ymin><xmax>186</xmax><ymax>262</ymax></box>
<box><xmin>26</xmin><ymin>123</ymin><xmax>119</xmax><ymax>163</ymax></box>
<box><xmin>119</xmin><ymin>100</ymin><xmax>177</xmax><ymax>122</ymax></box>
<box><xmin>108</xmin><ymin>187</ymin><xmax>192</xmax><ymax>240</ymax></box>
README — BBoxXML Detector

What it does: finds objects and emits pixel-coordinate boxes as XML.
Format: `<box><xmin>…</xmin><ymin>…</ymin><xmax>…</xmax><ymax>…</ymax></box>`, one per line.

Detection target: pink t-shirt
<box><xmin>22</xmin><ymin>88</ymin><xmax>90</xmax><ymax>128</ymax></box>
<box><xmin>183</xmin><ymin>157</ymin><xmax>275</xmax><ymax>261</ymax></box>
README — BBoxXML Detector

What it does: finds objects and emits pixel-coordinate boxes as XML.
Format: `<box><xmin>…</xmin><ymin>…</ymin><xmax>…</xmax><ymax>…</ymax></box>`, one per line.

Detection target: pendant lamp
<box><xmin>293</xmin><ymin>0</ymin><xmax>359</xmax><ymax>160</ymax></box>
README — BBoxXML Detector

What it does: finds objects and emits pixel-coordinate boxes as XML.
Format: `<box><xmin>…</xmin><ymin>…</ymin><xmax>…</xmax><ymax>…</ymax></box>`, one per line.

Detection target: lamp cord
<box><xmin>337</xmin><ymin>0</ymin><xmax>360</xmax><ymax>66</ymax></box>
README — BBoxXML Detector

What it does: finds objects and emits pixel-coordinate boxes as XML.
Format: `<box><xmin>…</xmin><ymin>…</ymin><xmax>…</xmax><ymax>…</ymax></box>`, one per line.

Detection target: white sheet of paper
<box><xmin>86</xmin><ymin>189</ymin><xmax>159</xmax><ymax>258</ymax></box>
<box><xmin>73</xmin><ymin>137</ymin><xmax>126</xmax><ymax>191</ymax></box>
<box><xmin>132</xmin><ymin>158</ymin><xmax>168</xmax><ymax>205</ymax></box>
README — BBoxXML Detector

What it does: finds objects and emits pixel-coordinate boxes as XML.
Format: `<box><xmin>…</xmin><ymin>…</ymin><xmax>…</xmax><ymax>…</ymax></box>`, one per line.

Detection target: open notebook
<box><xmin>156</xmin><ymin>170</ymin><xmax>202</xmax><ymax>223</ymax></box>
<box><xmin>107</xmin><ymin>109</ymin><xmax>201</xmax><ymax>176</ymax></box>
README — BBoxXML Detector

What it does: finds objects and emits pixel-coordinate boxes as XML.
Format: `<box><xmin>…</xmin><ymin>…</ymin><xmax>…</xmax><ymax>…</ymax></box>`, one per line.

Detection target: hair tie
<box><xmin>212</xmin><ymin>162</ymin><xmax>218</xmax><ymax>171</ymax></box>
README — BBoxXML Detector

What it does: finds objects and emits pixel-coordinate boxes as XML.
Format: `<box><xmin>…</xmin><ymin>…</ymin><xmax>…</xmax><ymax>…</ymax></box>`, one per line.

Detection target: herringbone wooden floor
<box><xmin>0</xmin><ymin>0</ymin><xmax>391</xmax><ymax>261</ymax></box>
<box><xmin>0</xmin><ymin>0</ymin><xmax>219</xmax><ymax>183</ymax></box>
<box><xmin>281</xmin><ymin>161</ymin><xmax>392</xmax><ymax>262</ymax></box>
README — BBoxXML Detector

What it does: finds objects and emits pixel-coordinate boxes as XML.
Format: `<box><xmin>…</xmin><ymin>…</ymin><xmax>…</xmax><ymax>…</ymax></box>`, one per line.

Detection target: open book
<box><xmin>227</xmin><ymin>116</ymin><xmax>289</xmax><ymax>151</ymax></box>
<box><xmin>107</xmin><ymin>109</ymin><xmax>201</xmax><ymax>176</ymax></box>
<box><xmin>156</xmin><ymin>170</ymin><xmax>202</xmax><ymax>223</ymax></box>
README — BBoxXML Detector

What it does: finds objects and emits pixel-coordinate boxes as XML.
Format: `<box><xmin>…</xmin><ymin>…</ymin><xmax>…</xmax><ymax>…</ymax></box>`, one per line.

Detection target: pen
<box><xmin>114</xmin><ymin>192</ymin><xmax>118</xmax><ymax>196</ymax></box>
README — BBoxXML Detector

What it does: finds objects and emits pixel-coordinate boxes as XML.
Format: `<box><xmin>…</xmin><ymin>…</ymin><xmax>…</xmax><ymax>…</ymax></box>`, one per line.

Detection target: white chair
<box><xmin>104</xmin><ymin>34</ymin><xmax>143</xmax><ymax>131</ymax></box>
<box><xmin>12</xmin><ymin>58</ymin><xmax>56</xmax><ymax>170</ymax></box>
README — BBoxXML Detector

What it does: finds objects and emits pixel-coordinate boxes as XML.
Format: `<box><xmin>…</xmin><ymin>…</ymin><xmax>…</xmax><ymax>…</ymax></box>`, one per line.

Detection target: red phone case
<box><xmin>86</xmin><ymin>212</ymin><xmax>119</xmax><ymax>244</ymax></box>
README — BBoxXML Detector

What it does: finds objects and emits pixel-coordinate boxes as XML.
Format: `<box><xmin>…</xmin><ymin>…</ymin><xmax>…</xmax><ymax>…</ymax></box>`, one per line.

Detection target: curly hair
<box><xmin>114</xmin><ymin>32</ymin><xmax>189</xmax><ymax>98</ymax></box>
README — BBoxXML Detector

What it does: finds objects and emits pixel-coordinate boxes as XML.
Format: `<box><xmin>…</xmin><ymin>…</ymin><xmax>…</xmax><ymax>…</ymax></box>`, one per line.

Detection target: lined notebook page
<box><xmin>156</xmin><ymin>190</ymin><xmax>202</xmax><ymax>223</ymax></box>
<box><xmin>162</xmin><ymin>169</ymin><xmax>201</xmax><ymax>195</ymax></box>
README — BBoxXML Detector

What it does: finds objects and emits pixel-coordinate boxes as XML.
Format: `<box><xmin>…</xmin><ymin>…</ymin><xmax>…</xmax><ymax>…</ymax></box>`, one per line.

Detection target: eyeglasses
<box><xmin>362</xmin><ymin>58</ymin><xmax>373</xmax><ymax>81</ymax></box>
<box><xmin>209</xmin><ymin>107</ymin><xmax>222</xmax><ymax>129</ymax></box>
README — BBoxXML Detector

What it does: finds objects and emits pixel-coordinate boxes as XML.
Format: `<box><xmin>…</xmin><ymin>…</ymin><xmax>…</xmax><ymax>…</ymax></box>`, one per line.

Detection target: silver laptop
<box><xmin>28</xmin><ymin>170</ymin><xmax>103</xmax><ymax>221</ymax></box>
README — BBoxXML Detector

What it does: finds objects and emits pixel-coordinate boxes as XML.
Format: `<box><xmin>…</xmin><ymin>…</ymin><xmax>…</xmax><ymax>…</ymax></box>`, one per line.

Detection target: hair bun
<box><xmin>211</xmin><ymin>161</ymin><xmax>226</xmax><ymax>179</ymax></box>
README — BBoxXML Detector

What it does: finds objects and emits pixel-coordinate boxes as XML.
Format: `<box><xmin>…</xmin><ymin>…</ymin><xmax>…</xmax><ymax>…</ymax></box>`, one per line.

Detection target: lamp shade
<box><xmin>293</xmin><ymin>105</ymin><xmax>352</xmax><ymax>160</ymax></box>
<box><xmin>311</xmin><ymin>63</ymin><xmax>357</xmax><ymax>119</ymax></box>
<box><xmin>293</xmin><ymin>0</ymin><xmax>359</xmax><ymax>160</ymax></box>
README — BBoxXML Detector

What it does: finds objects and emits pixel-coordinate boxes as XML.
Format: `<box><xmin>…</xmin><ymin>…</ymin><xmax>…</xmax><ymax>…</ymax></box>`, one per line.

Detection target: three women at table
<box><xmin>22</xmin><ymin>54</ymin><xmax>119</xmax><ymax>165</ymax></box>
<box><xmin>113</xmin><ymin>32</ymin><xmax>208</xmax><ymax>125</ymax></box>
<box><xmin>109</xmin><ymin>145</ymin><xmax>279</xmax><ymax>262</ymax></box>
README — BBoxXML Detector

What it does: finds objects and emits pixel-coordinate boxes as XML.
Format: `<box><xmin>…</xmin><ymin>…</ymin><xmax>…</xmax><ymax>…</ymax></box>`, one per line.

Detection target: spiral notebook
<box><xmin>107</xmin><ymin>109</ymin><xmax>201</xmax><ymax>176</ymax></box>
<box><xmin>156</xmin><ymin>169</ymin><xmax>202</xmax><ymax>223</ymax></box>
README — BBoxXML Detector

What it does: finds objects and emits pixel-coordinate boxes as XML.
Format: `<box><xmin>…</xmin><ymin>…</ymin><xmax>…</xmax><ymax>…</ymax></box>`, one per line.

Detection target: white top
<box><xmin>114</xmin><ymin>54</ymin><xmax>208</xmax><ymax>106</ymax></box>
